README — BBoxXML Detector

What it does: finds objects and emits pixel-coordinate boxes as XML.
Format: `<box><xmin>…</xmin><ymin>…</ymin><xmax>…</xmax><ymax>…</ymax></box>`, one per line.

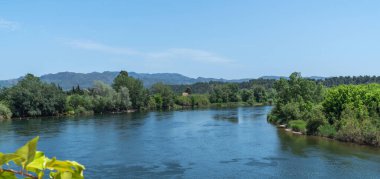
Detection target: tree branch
<box><xmin>1</xmin><ymin>169</ymin><xmax>38</xmax><ymax>179</ymax></box>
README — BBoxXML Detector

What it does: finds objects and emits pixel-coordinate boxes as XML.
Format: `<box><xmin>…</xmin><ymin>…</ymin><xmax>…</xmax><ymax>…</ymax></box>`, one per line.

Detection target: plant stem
<box><xmin>2</xmin><ymin>169</ymin><xmax>37</xmax><ymax>179</ymax></box>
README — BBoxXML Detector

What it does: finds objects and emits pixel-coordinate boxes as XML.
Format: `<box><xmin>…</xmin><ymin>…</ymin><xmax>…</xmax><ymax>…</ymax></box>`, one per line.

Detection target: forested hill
<box><xmin>0</xmin><ymin>71</ymin><xmax>252</xmax><ymax>90</ymax></box>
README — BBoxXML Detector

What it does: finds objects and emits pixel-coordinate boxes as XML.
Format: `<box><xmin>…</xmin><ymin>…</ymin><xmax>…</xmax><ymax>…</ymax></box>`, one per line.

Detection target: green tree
<box><xmin>152</xmin><ymin>94</ymin><xmax>163</xmax><ymax>109</ymax></box>
<box><xmin>116</xmin><ymin>87</ymin><xmax>132</xmax><ymax>111</ymax></box>
<box><xmin>185</xmin><ymin>87</ymin><xmax>192</xmax><ymax>94</ymax></box>
<box><xmin>65</xmin><ymin>93</ymin><xmax>94</xmax><ymax>115</ymax></box>
<box><xmin>92</xmin><ymin>81</ymin><xmax>117</xmax><ymax>113</ymax></box>
<box><xmin>268</xmin><ymin>72</ymin><xmax>324</xmax><ymax>124</ymax></box>
<box><xmin>112</xmin><ymin>71</ymin><xmax>129</xmax><ymax>91</ymax></box>
<box><xmin>151</xmin><ymin>83</ymin><xmax>174</xmax><ymax>109</ymax></box>
<box><xmin>239</xmin><ymin>89</ymin><xmax>253</xmax><ymax>102</ymax></box>
<box><xmin>0</xmin><ymin>102</ymin><xmax>12</xmax><ymax>119</ymax></box>
<box><xmin>253</xmin><ymin>86</ymin><xmax>267</xmax><ymax>103</ymax></box>
<box><xmin>209</xmin><ymin>84</ymin><xmax>239</xmax><ymax>103</ymax></box>
<box><xmin>3</xmin><ymin>74</ymin><xmax>66</xmax><ymax>117</ymax></box>
<box><xmin>112</xmin><ymin>71</ymin><xmax>147</xmax><ymax>109</ymax></box>
<box><xmin>147</xmin><ymin>96</ymin><xmax>157</xmax><ymax>109</ymax></box>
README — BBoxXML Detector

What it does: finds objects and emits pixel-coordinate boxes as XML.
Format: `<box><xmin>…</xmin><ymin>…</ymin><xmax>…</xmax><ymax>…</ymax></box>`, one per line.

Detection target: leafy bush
<box><xmin>288</xmin><ymin>120</ymin><xmax>307</xmax><ymax>133</ymax></box>
<box><xmin>335</xmin><ymin>109</ymin><xmax>380</xmax><ymax>146</ymax></box>
<box><xmin>0</xmin><ymin>136</ymin><xmax>85</xmax><ymax>179</ymax></box>
<box><xmin>335</xmin><ymin>118</ymin><xmax>362</xmax><ymax>143</ymax></box>
<box><xmin>191</xmin><ymin>94</ymin><xmax>210</xmax><ymax>106</ymax></box>
<box><xmin>175</xmin><ymin>96</ymin><xmax>192</xmax><ymax>106</ymax></box>
<box><xmin>153</xmin><ymin>94</ymin><xmax>163</xmax><ymax>109</ymax></box>
<box><xmin>318</xmin><ymin>124</ymin><xmax>336</xmax><ymax>138</ymax></box>
<box><xmin>147</xmin><ymin>96</ymin><xmax>157</xmax><ymax>109</ymax></box>
<box><xmin>305</xmin><ymin>105</ymin><xmax>327</xmax><ymax>135</ymax></box>
<box><xmin>247</xmin><ymin>97</ymin><xmax>257</xmax><ymax>106</ymax></box>
<box><xmin>0</xmin><ymin>103</ymin><xmax>12</xmax><ymax>120</ymax></box>
<box><xmin>267</xmin><ymin>112</ymin><xmax>280</xmax><ymax>124</ymax></box>
<box><xmin>66</xmin><ymin>94</ymin><xmax>94</xmax><ymax>115</ymax></box>
<box><xmin>281</xmin><ymin>102</ymin><xmax>302</xmax><ymax>122</ymax></box>
<box><xmin>323</xmin><ymin>84</ymin><xmax>380</xmax><ymax>125</ymax></box>
<box><xmin>75</xmin><ymin>106</ymin><xmax>94</xmax><ymax>115</ymax></box>
<box><xmin>360</xmin><ymin>119</ymin><xmax>380</xmax><ymax>146</ymax></box>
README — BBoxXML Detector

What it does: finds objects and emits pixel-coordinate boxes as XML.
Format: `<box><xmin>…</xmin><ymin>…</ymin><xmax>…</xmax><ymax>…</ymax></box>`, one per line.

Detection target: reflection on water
<box><xmin>0</xmin><ymin>118</ymin><xmax>62</xmax><ymax>137</ymax></box>
<box><xmin>1</xmin><ymin>106</ymin><xmax>380</xmax><ymax>178</ymax></box>
<box><xmin>213</xmin><ymin>110</ymin><xmax>239</xmax><ymax>123</ymax></box>
<box><xmin>278</xmin><ymin>129</ymin><xmax>380</xmax><ymax>162</ymax></box>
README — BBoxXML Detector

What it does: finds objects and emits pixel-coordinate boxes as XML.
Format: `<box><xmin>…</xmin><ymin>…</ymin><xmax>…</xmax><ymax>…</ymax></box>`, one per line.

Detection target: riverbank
<box><xmin>273</xmin><ymin>121</ymin><xmax>380</xmax><ymax>147</ymax></box>
<box><xmin>275</xmin><ymin>123</ymin><xmax>380</xmax><ymax>150</ymax></box>
<box><xmin>2</xmin><ymin>102</ymin><xmax>266</xmax><ymax>121</ymax></box>
<box><xmin>277</xmin><ymin>124</ymin><xmax>303</xmax><ymax>135</ymax></box>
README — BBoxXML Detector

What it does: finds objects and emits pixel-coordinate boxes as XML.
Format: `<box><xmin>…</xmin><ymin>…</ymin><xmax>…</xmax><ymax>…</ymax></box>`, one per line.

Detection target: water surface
<box><xmin>1</xmin><ymin>106</ymin><xmax>380</xmax><ymax>178</ymax></box>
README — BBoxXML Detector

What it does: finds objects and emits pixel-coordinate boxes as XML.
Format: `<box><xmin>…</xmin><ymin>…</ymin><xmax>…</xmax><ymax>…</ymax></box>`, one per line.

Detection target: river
<box><xmin>1</xmin><ymin>106</ymin><xmax>379</xmax><ymax>178</ymax></box>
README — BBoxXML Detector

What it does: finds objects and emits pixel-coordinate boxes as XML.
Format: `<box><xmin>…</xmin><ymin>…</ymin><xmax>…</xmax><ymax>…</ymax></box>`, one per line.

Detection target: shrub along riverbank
<box><xmin>268</xmin><ymin>72</ymin><xmax>380</xmax><ymax>147</ymax></box>
<box><xmin>0</xmin><ymin>71</ymin><xmax>274</xmax><ymax>120</ymax></box>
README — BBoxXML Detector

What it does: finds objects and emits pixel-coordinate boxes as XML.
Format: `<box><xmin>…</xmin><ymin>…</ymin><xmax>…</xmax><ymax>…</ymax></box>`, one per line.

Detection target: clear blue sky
<box><xmin>1</xmin><ymin>0</ymin><xmax>380</xmax><ymax>80</ymax></box>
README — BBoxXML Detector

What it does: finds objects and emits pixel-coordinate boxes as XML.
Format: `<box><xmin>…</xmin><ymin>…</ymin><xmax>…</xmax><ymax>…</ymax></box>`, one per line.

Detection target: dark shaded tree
<box><xmin>3</xmin><ymin>74</ymin><xmax>66</xmax><ymax>117</ymax></box>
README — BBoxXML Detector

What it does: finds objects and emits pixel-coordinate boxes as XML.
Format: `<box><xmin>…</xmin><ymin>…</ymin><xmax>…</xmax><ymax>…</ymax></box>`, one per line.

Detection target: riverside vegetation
<box><xmin>0</xmin><ymin>71</ymin><xmax>274</xmax><ymax>119</ymax></box>
<box><xmin>1</xmin><ymin>71</ymin><xmax>380</xmax><ymax>147</ymax></box>
<box><xmin>268</xmin><ymin>72</ymin><xmax>380</xmax><ymax>147</ymax></box>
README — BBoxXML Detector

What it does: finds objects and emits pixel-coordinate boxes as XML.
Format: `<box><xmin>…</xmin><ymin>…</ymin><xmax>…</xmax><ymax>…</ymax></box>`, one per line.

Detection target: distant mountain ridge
<box><xmin>0</xmin><ymin>71</ymin><xmax>253</xmax><ymax>90</ymax></box>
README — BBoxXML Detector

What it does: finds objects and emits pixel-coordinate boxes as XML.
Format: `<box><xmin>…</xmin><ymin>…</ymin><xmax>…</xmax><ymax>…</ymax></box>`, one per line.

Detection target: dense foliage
<box><xmin>268</xmin><ymin>72</ymin><xmax>324</xmax><ymax>124</ymax></box>
<box><xmin>268</xmin><ymin>72</ymin><xmax>380</xmax><ymax>146</ymax></box>
<box><xmin>0</xmin><ymin>136</ymin><xmax>85</xmax><ymax>179</ymax></box>
<box><xmin>1</xmin><ymin>74</ymin><xmax>66</xmax><ymax>117</ymax></box>
<box><xmin>0</xmin><ymin>71</ymin><xmax>274</xmax><ymax>119</ymax></box>
<box><xmin>170</xmin><ymin>79</ymin><xmax>276</xmax><ymax>94</ymax></box>
<box><xmin>0</xmin><ymin>102</ymin><xmax>12</xmax><ymax>120</ymax></box>
<box><xmin>322</xmin><ymin>75</ymin><xmax>380</xmax><ymax>87</ymax></box>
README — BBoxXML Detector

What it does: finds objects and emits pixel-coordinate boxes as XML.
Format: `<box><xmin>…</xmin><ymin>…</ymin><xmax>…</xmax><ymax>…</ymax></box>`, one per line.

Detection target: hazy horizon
<box><xmin>1</xmin><ymin>1</ymin><xmax>380</xmax><ymax>80</ymax></box>
<box><xmin>0</xmin><ymin>69</ymin><xmax>373</xmax><ymax>81</ymax></box>
<box><xmin>0</xmin><ymin>70</ymin><xmax>293</xmax><ymax>81</ymax></box>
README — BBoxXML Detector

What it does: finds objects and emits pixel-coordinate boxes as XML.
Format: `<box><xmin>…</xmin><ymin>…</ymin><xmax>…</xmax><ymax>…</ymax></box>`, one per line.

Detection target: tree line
<box><xmin>321</xmin><ymin>75</ymin><xmax>380</xmax><ymax>87</ymax></box>
<box><xmin>170</xmin><ymin>78</ymin><xmax>276</xmax><ymax>94</ymax></box>
<box><xmin>0</xmin><ymin>71</ymin><xmax>274</xmax><ymax>119</ymax></box>
<box><xmin>268</xmin><ymin>72</ymin><xmax>380</xmax><ymax>146</ymax></box>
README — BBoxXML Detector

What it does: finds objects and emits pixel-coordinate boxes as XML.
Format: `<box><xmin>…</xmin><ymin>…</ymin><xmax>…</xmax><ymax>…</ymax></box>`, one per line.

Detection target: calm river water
<box><xmin>1</xmin><ymin>106</ymin><xmax>380</xmax><ymax>178</ymax></box>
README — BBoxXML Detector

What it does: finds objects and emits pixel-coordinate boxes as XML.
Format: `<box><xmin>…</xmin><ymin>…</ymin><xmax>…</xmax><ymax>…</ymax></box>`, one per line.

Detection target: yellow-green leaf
<box><xmin>67</xmin><ymin>161</ymin><xmax>85</xmax><ymax>179</ymax></box>
<box><xmin>60</xmin><ymin>172</ymin><xmax>73</xmax><ymax>179</ymax></box>
<box><xmin>46</xmin><ymin>159</ymin><xmax>75</xmax><ymax>173</ymax></box>
<box><xmin>15</xmin><ymin>136</ymin><xmax>39</xmax><ymax>168</ymax></box>
<box><xmin>0</xmin><ymin>153</ymin><xmax>23</xmax><ymax>165</ymax></box>
<box><xmin>68</xmin><ymin>161</ymin><xmax>85</xmax><ymax>172</ymax></box>
<box><xmin>26</xmin><ymin>151</ymin><xmax>50</xmax><ymax>173</ymax></box>
<box><xmin>37</xmin><ymin>171</ymin><xmax>44</xmax><ymax>179</ymax></box>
